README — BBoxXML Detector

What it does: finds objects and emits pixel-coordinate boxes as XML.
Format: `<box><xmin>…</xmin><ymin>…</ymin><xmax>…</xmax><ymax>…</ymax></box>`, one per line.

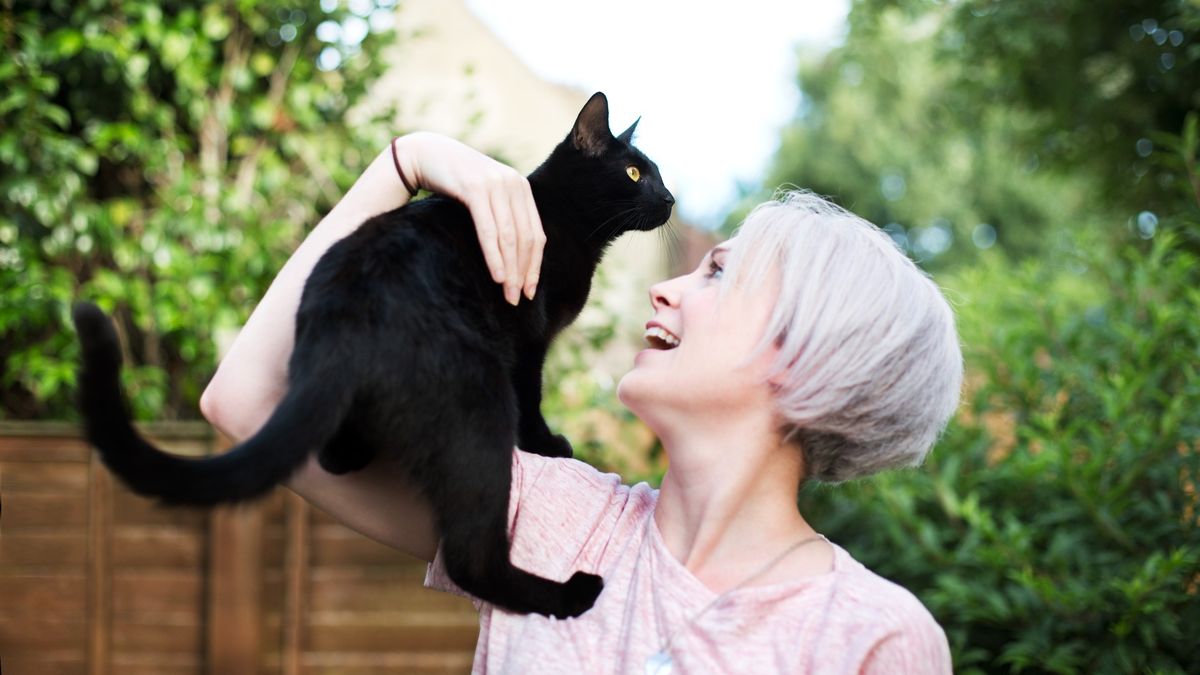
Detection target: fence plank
<box><xmin>112</xmin><ymin>571</ymin><xmax>204</xmax><ymax>616</ymax></box>
<box><xmin>0</xmin><ymin>461</ymin><xmax>89</xmax><ymax>491</ymax></box>
<box><xmin>0</xmin><ymin>575</ymin><xmax>86</xmax><ymax>614</ymax></box>
<box><xmin>0</xmin><ymin>532</ymin><xmax>88</xmax><ymax>567</ymax></box>
<box><xmin>111</xmin><ymin>489</ymin><xmax>210</xmax><ymax>528</ymax></box>
<box><xmin>205</xmin><ymin>433</ymin><xmax>263</xmax><ymax>675</ymax></box>
<box><xmin>0</xmin><ymin>617</ymin><xmax>87</xmax><ymax>649</ymax></box>
<box><xmin>111</xmin><ymin>620</ymin><xmax>204</xmax><ymax>653</ymax></box>
<box><xmin>4</xmin><ymin>492</ymin><xmax>88</xmax><ymax>528</ymax></box>
<box><xmin>0</xmin><ymin>424</ymin><xmax>480</xmax><ymax>674</ymax></box>
<box><xmin>0</xmin><ymin>435</ymin><xmax>90</xmax><ymax>462</ymax></box>
<box><xmin>2</xmin><ymin>652</ymin><xmax>87</xmax><ymax>675</ymax></box>
<box><xmin>283</xmin><ymin>493</ymin><xmax>311</xmax><ymax>675</ymax></box>
<box><xmin>111</xmin><ymin>527</ymin><xmax>205</xmax><ymax>567</ymax></box>
<box><xmin>88</xmin><ymin>453</ymin><xmax>113</xmax><ymax>675</ymax></box>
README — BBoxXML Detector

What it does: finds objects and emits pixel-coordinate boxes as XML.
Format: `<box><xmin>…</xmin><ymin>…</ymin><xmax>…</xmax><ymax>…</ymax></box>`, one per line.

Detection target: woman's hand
<box><xmin>393</xmin><ymin>132</ymin><xmax>545</xmax><ymax>305</ymax></box>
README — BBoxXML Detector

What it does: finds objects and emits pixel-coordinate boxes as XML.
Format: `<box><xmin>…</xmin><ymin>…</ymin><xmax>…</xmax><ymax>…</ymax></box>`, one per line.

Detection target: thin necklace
<box><xmin>644</xmin><ymin>531</ymin><xmax>829</xmax><ymax>675</ymax></box>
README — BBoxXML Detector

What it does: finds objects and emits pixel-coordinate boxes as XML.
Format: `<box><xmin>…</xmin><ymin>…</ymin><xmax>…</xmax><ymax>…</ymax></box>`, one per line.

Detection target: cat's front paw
<box><xmin>553</xmin><ymin>571</ymin><xmax>604</xmax><ymax>619</ymax></box>
<box><xmin>524</xmin><ymin>432</ymin><xmax>574</xmax><ymax>459</ymax></box>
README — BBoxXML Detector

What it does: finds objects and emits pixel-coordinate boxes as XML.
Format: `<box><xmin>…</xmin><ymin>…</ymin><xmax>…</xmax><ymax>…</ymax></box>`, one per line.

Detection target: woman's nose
<box><xmin>649</xmin><ymin>277</ymin><xmax>681</xmax><ymax>310</ymax></box>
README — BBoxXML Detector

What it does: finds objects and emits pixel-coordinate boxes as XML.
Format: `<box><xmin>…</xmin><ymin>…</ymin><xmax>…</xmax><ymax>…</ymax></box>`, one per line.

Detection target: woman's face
<box><xmin>617</xmin><ymin>238</ymin><xmax>780</xmax><ymax>425</ymax></box>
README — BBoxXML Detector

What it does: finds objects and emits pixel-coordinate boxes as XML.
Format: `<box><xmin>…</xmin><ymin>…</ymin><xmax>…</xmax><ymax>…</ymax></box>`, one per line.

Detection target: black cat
<box><xmin>71</xmin><ymin>92</ymin><xmax>672</xmax><ymax>618</ymax></box>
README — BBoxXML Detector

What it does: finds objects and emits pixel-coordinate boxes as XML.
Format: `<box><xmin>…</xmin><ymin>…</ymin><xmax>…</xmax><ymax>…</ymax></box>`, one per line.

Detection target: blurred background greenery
<box><xmin>1</xmin><ymin>0</ymin><xmax>402</xmax><ymax>419</ymax></box>
<box><xmin>2</xmin><ymin>0</ymin><xmax>1198</xmax><ymax>672</ymax></box>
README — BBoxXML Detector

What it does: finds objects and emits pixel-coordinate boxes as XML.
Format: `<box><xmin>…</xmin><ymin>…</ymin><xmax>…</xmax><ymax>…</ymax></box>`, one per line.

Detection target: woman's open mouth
<box><xmin>644</xmin><ymin>326</ymin><xmax>680</xmax><ymax>350</ymax></box>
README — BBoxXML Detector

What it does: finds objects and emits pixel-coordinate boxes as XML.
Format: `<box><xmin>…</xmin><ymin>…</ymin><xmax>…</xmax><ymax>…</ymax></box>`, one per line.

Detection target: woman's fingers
<box><xmin>468</xmin><ymin>200</ymin><xmax>506</xmax><ymax>286</ymax></box>
<box><xmin>521</xmin><ymin>188</ymin><xmax>545</xmax><ymax>300</ymax></box>
<box><xmin>480</xmin><ymin>174</ymin><xmax>542</xmax><ymax>305</ymax></box>
<box><xmin>398</xmin><ymin>133</ymin><xmax>544</xmax><ymax>304</ymax></box>
<box><xmin>505</xmin><ymin>173</ymin><xmax>545</xmax><ymax>303</ymax></box>
<box><xmin>510</xmin><ymin>184</ymin><xmax>534</xmax><ymax>300</ymax></box>
<box><xmin>491</xmin><ymin>187</ymin><xmax>521</xmax><ymax>305</ymax></box>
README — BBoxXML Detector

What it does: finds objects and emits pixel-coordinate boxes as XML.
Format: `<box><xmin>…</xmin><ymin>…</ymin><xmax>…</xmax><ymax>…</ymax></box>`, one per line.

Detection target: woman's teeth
<box><xmin>644</xmin><ymin>326</ymin><xmax>680</xmax><ymax>349</ymax></box>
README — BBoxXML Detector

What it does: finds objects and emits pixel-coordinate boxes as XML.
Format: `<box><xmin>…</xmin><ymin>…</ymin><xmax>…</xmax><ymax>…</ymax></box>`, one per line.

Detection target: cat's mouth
<box><xmin>644</xmin><ymin>326</ymin><xmax>680</xmax><ymax>350</ymax></box>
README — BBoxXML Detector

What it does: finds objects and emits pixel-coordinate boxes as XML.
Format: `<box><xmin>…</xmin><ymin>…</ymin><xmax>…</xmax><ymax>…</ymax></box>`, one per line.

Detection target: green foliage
<box><xmin>746</xmin><ymin>0</ymin><xmax>1200</xmax><ymax>267</ymax></box>
<box><xmin>933</xmin><ymin>0</ymin><xmax>1200</xmax><ymax>219</ymax></box>
<box><xmin>741</xmin><ymin>5</ymin><xmax>1105</xmax><ymax>267</ymax></box>
<box><xmin>0</xmin><ymin>0</ymin><xmax>400</xmax><ymax>419</ymax></box>
<box><xmin>805</xmin><ymin>227</ymin><xmax>1200</xmax><ymax>673</ymax></box>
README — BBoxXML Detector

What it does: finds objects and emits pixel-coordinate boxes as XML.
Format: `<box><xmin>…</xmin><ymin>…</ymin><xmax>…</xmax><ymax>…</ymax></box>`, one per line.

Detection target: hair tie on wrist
<box><xmin>391</xmin><ymin>136</ymin><xmax>419</xmax><ymax>197</ymax></box>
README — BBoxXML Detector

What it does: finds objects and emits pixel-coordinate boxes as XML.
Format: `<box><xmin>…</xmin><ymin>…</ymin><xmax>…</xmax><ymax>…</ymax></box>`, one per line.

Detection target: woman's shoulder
<box><xmin>826</xmin><ymin>543</ymin><xmax>951</xmax><ymax>664</ymax></box>
<box><xmin>508</xmin><ymin>449</ymin><xmax>657</xmax><ymax>567</ymax></box>
<box><xmin>425</xmin><ymin>449</ymin><xmax>654</xmax><ymax>601</ymax></box>
<box><xmin>512</xmin><ymin>448</ymin><xmax>656</xmax><ymax>507</ymax></box>
<box><xmin>829</xmin><ymin>543</ymin><xmax>940</xmax><ymax>622</ymax></box>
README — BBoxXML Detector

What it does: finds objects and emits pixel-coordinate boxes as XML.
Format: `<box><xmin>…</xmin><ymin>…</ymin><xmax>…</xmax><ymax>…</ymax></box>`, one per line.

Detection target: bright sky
<box><xmin>465</xmin><ymin>1</ymin><xmax>850</xmax><ymax>229</ymax></box>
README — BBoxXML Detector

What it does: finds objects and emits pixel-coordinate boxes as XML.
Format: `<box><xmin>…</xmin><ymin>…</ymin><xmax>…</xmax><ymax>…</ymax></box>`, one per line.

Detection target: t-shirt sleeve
<box><xmin>859</xmin><ymin>613</ymin><xmax>953</xmax><ymax>675</ymax></box>
<box><xmin>424</xmin><ymin>447</ymin><xmax>628</xmax><ymax>603</ymax></box>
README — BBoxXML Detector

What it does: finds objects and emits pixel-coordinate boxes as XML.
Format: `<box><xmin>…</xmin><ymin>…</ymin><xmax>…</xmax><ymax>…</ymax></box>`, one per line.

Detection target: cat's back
<box><xmin>315</xmin><ymin>196</ymin><xmax>492</xmax><ymax>300</ymax></box>
<box><xmin>291</xmin><ymin>195</ymin><xmax>512</xmax><ymax>361</ymax></box>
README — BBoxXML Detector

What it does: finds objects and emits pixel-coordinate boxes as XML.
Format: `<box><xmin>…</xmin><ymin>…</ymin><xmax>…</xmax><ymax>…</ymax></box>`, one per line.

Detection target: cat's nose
<box><xmin>662</xmin><ymin>193</ymin><xmax>675</xmax><ymax>206</ymax></box>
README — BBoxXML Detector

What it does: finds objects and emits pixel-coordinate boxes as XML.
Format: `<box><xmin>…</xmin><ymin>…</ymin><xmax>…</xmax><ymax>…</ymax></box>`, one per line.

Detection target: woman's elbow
<box><xmin>199</xmin><ymin>381</ymin><xmax>269</xmax><ymax>441</ymax></box>
<box><xmin>199</xmin><ymin>384</ymin><xmax>220</xmax><ymax>425</ymax></box>
<box><xmin>199</xmin><ymin>384</ymin><xmax>238</xmax><ymax>438</ymax></box>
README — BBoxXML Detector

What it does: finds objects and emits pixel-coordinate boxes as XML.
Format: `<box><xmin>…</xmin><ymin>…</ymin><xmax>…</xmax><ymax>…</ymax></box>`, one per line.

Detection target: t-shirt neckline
<box><xmin>643</xmin><ymin>506</ymin><xmax>843</xmax><ymax>603</ymax></box>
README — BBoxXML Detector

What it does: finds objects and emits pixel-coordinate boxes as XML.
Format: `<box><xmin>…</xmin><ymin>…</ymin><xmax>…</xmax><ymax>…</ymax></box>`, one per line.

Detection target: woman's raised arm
<box><xmin>199</xmin><ymin>132</ymin><xmax>545</xmax><ymax>562</ymax></box>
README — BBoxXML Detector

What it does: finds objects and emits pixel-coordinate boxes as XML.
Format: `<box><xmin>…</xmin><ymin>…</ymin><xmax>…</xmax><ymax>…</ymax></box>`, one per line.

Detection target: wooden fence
<box><xmin>0</xmin><ymin>422</ymin><xmax>478</xmax><ymax>675</ymax></box>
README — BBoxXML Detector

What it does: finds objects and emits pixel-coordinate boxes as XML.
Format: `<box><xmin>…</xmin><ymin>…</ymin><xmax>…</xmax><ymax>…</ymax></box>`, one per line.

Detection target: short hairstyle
<box><xmin>723</xmin><ymin>189</ymin><xmax>963</xmax><ymax>483</ymax></box>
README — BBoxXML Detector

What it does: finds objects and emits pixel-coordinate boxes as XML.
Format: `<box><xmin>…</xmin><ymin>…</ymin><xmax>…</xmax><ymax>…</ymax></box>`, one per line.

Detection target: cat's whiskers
<box><xmin>583</xmin><ymin>204</ymin><xmax>643</xmax><ymax>243</ymax></box>
<box><xmin>658</xmin><ymin>218</ymin><xmax>684</xmax><ymax>273</ymax></box>
<box><xmin>580</xmin><ymin>197</ymin><xmax>640</xmax><ymax>216</ymax></box>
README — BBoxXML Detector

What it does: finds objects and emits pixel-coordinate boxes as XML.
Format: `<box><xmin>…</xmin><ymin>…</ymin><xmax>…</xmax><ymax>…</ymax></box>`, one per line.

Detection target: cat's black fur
<box><xmin>71</xmin><ymin>92</ymin><xmax>673</xmax><ymax>618</ymax></box>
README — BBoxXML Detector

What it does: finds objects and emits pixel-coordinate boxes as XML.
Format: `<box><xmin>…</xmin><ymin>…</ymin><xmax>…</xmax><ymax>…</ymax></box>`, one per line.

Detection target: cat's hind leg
<box><xmin>427</xmin><ymin>370</ymin><xmax>602</xmax><ymax>618</ymax></box>
<box><xmin>432</xmin><ymin>434</ymin><xmax>603</xmax><ymax>618</ymax></box>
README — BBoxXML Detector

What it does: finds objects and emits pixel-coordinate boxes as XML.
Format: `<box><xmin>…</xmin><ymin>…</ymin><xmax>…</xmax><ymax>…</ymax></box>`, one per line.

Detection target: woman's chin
<box><xmin>616</xmin><ymin>370</ymin><xmax>677</xmax><ymax>422</ymax></box>
<box><xmin>616</xmin><ymin>370</ymin><xmax>654</xmax><ymax>413</ymax></box>
<box><xmin>615</xmin><ymin>372</ymin><xmax>636</xmax><ymax>407</ymax></box>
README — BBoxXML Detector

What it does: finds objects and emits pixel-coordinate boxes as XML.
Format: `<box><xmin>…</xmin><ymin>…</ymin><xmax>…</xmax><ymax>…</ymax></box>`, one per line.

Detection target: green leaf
<box><xmin>47</xmin><ymin>29</ymin><xmax>85</xmax><ymax>58</ymax></box>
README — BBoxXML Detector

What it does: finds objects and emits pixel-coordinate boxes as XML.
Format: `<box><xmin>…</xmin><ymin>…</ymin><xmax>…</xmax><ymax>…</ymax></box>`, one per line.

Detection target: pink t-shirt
<box><xmin>425</xmin><ymin>449</ymin><xmax>953</xmax><ymax>674</ymax></box>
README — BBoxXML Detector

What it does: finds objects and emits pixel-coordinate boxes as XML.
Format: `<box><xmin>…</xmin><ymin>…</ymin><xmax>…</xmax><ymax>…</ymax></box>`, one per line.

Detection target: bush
<box><xmin>0</xmin><ymin>0</ymin><xmax>400</xmax><ymax>419</ymax></box>
<box><xmin>804</xmin><ymin>230</ymin><xmax>1200</xmax><ymax>673</ymax></box>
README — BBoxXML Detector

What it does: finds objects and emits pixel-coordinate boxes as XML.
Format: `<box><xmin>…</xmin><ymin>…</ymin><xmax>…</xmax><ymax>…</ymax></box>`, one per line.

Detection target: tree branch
<box><xmin>232</xmin><ymin>44</ymin><xmax>301</xmax><ymax>208</ymax></box>
<box><xmin>293</xmin><ymin>139</ymin><xmax>341</xmax><ymax>206</ymax></box>
<box><xmin>200</xmin><ymin>21</ymin><xmax>251</xmax><ymax>224</ymax></box>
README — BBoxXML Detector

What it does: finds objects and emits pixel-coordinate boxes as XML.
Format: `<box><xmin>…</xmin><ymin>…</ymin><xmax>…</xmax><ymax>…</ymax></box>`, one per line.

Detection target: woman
<box><xmin>202</xmin><ymin>131</ymin><xmax>961</xmax><ymax>673</ymax></box>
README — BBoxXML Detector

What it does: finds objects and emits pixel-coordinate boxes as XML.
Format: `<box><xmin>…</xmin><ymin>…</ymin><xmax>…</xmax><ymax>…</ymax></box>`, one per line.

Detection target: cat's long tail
<box><xmin>71</xmin><ymin>302</ymin><xmax>350</xmax><ymax>505</ymax></box>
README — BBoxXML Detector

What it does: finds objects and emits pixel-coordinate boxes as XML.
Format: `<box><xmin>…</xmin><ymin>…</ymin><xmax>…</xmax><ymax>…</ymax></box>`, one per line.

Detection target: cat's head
<box><xmin>533</xmin><ymin>92</ymin><xmax>674</xmax><ymax>239</ymax></box>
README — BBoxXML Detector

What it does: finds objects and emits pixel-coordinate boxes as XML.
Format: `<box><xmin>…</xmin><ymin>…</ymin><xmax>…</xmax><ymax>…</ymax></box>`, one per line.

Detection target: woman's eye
<box><xmin>626</xmin><ymin>166</ymin><xmax>641</xmax><ymax>182</ymax></box>
<box><xmin>706</xmin><ymin>259</ymin><xmax>724</xmax><ymax>279</ymax></box>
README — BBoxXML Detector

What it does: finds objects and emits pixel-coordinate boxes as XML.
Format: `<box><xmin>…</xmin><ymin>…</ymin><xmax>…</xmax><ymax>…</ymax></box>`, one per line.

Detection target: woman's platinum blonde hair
<box><xmin>723</xmin><ymin>189</ymin><xmax>963</xmax><ymax>483</ymax></box>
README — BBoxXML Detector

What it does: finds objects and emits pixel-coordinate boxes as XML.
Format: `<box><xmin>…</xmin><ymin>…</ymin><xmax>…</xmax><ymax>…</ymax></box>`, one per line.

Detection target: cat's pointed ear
<box><xmin>617</xmin><ymin>117</ymin><xmax>640</xmax><ymax>144</ymax></box>
<box><xmin>571</xmin><ymin>92</ymin><xmax>613</xmax><ymax>157</ymax></box>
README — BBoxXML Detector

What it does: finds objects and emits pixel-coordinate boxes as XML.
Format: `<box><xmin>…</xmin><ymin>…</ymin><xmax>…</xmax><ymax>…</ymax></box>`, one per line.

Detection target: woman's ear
<box><xmin>765</xmin><ymin>327</ymin><xmax>798</xmax><ymax>390</ymax></box>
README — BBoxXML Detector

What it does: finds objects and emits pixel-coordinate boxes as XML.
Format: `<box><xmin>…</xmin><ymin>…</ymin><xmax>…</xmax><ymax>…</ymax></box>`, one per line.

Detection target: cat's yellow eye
<box><xmin>626</xmin><ymin>166</ymin><xmax>641</xmax><ymax>182</ymax></box>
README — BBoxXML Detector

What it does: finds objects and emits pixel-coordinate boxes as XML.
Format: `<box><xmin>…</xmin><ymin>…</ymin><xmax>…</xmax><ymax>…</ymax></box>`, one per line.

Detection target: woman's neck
<box><xmin>652</xmin><ymin>417</ymin><xmax>829</xmax><ymax>592</ymax></box>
